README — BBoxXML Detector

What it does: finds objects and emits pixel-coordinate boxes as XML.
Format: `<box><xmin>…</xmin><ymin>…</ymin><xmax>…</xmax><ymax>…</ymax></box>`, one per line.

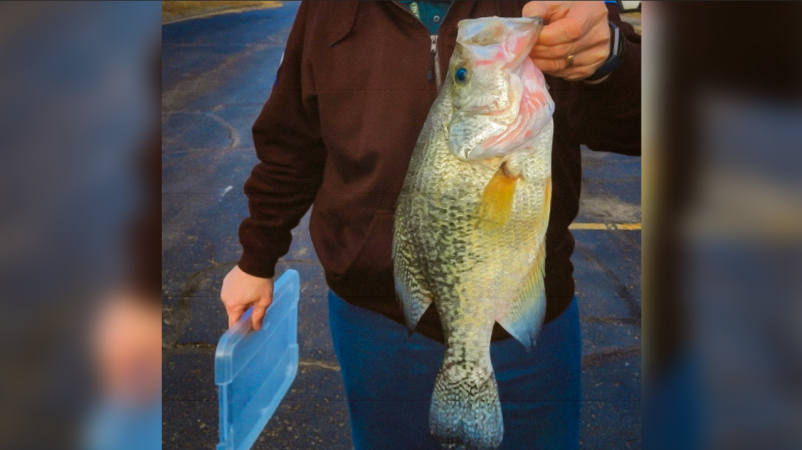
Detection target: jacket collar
<box><xmin>329</xmin><ymin>1</ymin><xmax>479</xmax><ymax>47</ymax></box>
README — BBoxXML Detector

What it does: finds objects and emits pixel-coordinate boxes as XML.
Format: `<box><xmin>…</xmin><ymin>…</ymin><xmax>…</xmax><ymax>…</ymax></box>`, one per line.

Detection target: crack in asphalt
<box><xmin>299</xmin><ymin>360</ymin><xmax>341</xmax><ymax>372</ymax></box>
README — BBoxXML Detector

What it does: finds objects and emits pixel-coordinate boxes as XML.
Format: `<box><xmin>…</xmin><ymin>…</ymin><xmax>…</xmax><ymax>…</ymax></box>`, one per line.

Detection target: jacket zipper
<box><xmin>430</xmin><ymin>35</ymin><xmax>441</xmax><ymax>89</ymax></box>
<box><xmin>390</xmin><ymin>1</ymin><xmax>453</xmax><ymax>90</ymax></box>
<box><xmin>434</xmin><ymin>2</ymin><xmax>455</xmax><ymax>90</ymax></box>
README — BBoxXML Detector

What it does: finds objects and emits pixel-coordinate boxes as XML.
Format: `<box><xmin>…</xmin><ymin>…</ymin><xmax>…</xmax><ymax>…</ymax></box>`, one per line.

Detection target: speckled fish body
<box><xmin>393</xmin><ymin>17</ymin><xmax>554</xmax><ymax>450</ymax></box>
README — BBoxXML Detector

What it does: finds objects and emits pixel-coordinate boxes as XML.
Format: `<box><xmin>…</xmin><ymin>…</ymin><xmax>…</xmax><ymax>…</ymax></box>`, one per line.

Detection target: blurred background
<box><xmin>0</xmin><ymin>2</ymin><xmax>161</xmax><ymax>450</ymax></box>
<box><xmin>643</xmin><ymin>3</ymin><xmax>802</xmax><ymax>449</ymax></box>
<box><xmin>0</xmin><ymin>1</ymin><xmax>800</xmax><ymax>450</ymax></box>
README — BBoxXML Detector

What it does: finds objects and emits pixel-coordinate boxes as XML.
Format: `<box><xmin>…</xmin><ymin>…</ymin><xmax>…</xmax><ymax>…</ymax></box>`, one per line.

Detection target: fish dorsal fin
<box><xmin>497</xmin><ymin>239</ymin><xmax>547</xmax><ymax>350</ymax></box>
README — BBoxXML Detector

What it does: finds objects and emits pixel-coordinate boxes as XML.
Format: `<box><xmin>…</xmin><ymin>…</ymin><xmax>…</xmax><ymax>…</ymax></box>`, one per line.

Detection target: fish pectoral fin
<box><xmin>478</xmin><ymin>164</ymin><xmax>518</xmax><ymax>230</ymax></box>
<box><xmin>497</xmin><ymin>240</ymin><xmax>547</xmax><ymax>350</ymax></box>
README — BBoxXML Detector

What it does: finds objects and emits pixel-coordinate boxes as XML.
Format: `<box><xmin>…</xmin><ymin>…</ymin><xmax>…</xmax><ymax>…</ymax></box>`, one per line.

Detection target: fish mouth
<box><xmin>504</xmin><ymin>18</ymin><xmax>543</xmax><ymax>71</ymax></box>
<box><xmin>457</xmin><ymin>16</ymin><xmax>543</xmax><ymax>38</ymax></box>
<box><xmin>456</xmin><ymin>16</ymin><xmax>542</xmax><ymax>69</ymax></box>
<box><xmin>449</xmin><ymin>16</ymin><xmax>552</xmax><ymax>161</ymax></box>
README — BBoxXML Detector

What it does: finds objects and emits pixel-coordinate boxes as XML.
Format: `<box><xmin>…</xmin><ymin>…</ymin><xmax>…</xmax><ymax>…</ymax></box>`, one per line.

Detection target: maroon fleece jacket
<box><xmin>237</xmin><ymin>1</ymin><xmax>641</xmax><ymax>342</ymax></box>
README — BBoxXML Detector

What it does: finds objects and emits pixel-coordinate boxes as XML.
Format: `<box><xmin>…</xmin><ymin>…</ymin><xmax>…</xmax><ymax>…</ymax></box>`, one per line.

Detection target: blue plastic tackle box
<box><xmin>215</xmin><ymin>269</ymin><xmax>300</xmax><ymax>450</ymax></box>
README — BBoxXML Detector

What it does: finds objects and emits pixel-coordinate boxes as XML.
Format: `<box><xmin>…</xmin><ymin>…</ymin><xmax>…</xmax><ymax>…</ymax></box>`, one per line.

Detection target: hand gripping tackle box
<box><xmin>215</xmin><ymin>269</ymin><xmax>300</xmax><ymax>450</ymax></box>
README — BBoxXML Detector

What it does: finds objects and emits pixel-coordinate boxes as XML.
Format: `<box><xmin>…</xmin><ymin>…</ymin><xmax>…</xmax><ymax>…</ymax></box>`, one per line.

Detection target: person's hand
<box><xmin>220</xmin><ymin>265</ymin><xmax>274</xmax><ymax>330</ymax></box>
<box><xmin>523</xmin><ymin>1</ymin><xmax>611</xmax><ymax>81</ymax></box>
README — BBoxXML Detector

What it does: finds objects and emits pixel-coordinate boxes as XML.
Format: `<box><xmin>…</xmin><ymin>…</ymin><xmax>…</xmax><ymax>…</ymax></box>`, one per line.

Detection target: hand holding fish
<box><xmin>523</xmin><ymin>1</ymin><xmax>611</xmax><ymax>81</ymax></box>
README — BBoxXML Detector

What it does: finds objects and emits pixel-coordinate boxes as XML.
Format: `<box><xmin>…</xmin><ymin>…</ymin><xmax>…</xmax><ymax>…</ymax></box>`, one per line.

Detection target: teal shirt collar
<box><xmin>399</xmin><ymin>1</ymin><xmax>453</xmax><ymax>35</ymax></box>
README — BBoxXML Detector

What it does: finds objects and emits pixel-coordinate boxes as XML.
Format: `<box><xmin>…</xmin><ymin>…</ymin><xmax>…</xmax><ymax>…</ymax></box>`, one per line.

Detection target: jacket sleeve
<box><xmin>237</xmin><ymin>1</ymin><xmax>326</xmax><ymax>278</ymax></box>
<box><xmin>560</xmin><ymin>4</ymin><xmax>642</xmax><ymax>156</ymax></box>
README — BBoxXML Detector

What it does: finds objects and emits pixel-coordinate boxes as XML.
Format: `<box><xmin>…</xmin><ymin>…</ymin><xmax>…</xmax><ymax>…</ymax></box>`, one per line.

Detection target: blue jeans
<box><xmin>328</xmin><ymin>291</ymin><xmax>581</xmax><ymax>450</ymax></box>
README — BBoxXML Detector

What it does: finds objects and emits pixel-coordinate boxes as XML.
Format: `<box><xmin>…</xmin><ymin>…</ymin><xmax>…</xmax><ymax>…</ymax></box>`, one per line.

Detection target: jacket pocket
<box><xmin>338</xmin><ymin>210</ymin><xmax>395</xmax><ymax>284</ymax></box>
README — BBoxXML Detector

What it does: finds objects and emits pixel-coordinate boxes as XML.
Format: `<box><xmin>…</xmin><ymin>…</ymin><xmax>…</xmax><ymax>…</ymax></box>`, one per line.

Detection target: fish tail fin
<box><xmin>478</xmin><ymin>165</ymin><xmax>518</xmax><ymax>230</ymax></box>
<box><xmin>430</xmin><ymin>354</ymin><xmax>503</xmax><ymax>450</ymax></box>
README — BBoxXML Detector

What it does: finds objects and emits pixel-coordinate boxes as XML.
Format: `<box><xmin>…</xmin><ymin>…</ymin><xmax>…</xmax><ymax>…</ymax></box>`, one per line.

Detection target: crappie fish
<box><xmin>393</xmin><ymin>16</ymin><xmax>554</xmax><ymax>450</ymax></box>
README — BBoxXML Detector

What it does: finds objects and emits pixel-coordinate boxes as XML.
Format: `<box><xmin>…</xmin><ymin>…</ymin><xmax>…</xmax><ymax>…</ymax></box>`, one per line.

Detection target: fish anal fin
<box><xmin>401</xmin><ymin>292</ymin><xmax>432</xmax><ymax>334</ymax></box>
<box><xmin>478</xmin><ymin>164</ymin><xmax>518</xmax><ymax>230</ymax></box>
<box><xmin>497</xmin><ymin>240</ymin><xmax>547</xmax><ymax>350</ymax></box>
<box><xmin>398</xmin><ymin>288</ymin><xmax>432</xmax><ymax>334</ymax></box>
<box><xmin>394</xmin><ymin>260</ymin><xmax>434</xmax><ymax>333</ymax></box>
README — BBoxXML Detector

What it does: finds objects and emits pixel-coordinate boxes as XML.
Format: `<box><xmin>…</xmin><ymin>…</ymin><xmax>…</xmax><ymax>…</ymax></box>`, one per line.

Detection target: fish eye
<box><xmin>455</xmin><ymin>67</ymin><xmax>468</xmax><ymax>83</ymax></box>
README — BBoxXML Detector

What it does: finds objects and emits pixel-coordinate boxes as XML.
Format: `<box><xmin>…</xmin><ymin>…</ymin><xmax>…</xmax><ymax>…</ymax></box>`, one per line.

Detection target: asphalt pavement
<box><xmin>162</xmin><ymin>3</ymin><xmax>641</xmax><ymax>449</ymax></box>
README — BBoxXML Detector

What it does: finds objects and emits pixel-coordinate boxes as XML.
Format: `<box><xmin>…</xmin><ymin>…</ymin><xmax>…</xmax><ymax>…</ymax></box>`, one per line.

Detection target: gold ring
<box><xmin>565</xmin><ymin>54</ymin><xmax>575</xmax><ymax>69</ymax></box>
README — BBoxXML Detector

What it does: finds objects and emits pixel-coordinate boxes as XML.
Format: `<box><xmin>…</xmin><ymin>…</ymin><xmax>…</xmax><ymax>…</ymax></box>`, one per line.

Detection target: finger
<box><xmin>531</xmin><ymin>57</ymin><xmax>567</xmax><ymax>74</ymax></box>
<box><xmin>251</xmin><ymin>296</ymin><xmax>273</xmax><ymax>330</ymax></box>
<box><xmin>555</xmin><ymin>68</ymin><xmax>595</xmax><ymax>81</ymax></box>
<box><xmin>531</xmin><ymin>23</ymin><xmax>608</xmax><ymax>60</ymax></box>
<box><xmin>539</xmin><ymin>16</ymin><xmax>592</xmax><ymax>47</ymax></box>
<box><xmin>550</xmin><ymin>45</ymin><xmax>611</xmax><ymax>79</ymax></box>
<box><xmin>522</xmin><ymin>1</ymin><xmax>570</xmax><ymax>24</ymax></box>
<box><xmin>227</xmin><ymin>305</ymin><xmax>247</xmax><ymax>328</ymax></box>
<box><xmin>551</xmin><ymin>63</ymin><xmax>600</xmax><ymax>81</ymax></box>
<box><xmin>538</xmin><ymin>3</ymin><xmax>606</xmax><ymax>47</ymax></box>
<box><xmin>532</xmin><ymin>42</ymin><xmax>609</xmax><ymax>76</ymax></box>
<box><xmin>531</xmin><ymin>55</ymin><xmax>591</xmax><ymax>74</ymax></box>
<box><xmin>531</xmin><ymin>40</ymin><xmax>582</xmax><ymax>61</ymax></box>
<box><xmin>521</xmin><ymin>2</ymin><xmax>548</xmax><ymax>20</ymax></box>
